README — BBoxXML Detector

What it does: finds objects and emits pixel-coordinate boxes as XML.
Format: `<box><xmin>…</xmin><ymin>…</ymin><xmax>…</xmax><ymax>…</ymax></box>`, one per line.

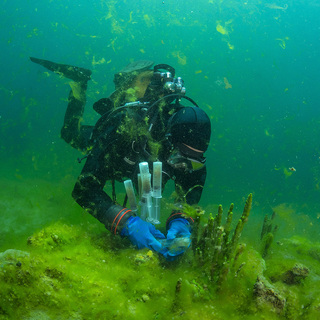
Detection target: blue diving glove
<box><xmin>162</xmin><ymin>218</ymin><xmax>192</xmax><ymax>260</ymax></box>
<box><xmin>121</xmin><ymin>216</ymin><xmax>166</xmax><ymax>252</ymax></box>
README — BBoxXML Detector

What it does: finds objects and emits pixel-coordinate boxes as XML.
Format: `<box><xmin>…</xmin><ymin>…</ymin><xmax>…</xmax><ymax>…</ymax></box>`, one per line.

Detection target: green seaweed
<box><xmin>193</xmin><ymin>193</ymin><xmax>253</xmax><ymax>288</ymax></box>
<box><xmin>2</xmin><ymin>190</ymin><xmax>320</xmax><ymax>320</ymax></box>
<box><xmin>260</xmin><ymin>211</ymin><xmax>278</xmax><ymax>258</ymax></box>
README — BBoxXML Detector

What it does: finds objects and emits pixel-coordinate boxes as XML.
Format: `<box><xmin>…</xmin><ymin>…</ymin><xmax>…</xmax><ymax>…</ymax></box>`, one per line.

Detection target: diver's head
<box><xmin>166</xmin><ymin>106</ymin><xmax>211</xmax><ymax>172</ymax></box>
<box><xmin>167</xmin><ymin>106</ymin><xmax>211</xmax><ymax>154</ymax></box>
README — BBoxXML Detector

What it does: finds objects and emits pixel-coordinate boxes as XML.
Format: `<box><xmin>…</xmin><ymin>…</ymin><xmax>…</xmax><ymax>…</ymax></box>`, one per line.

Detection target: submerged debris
<box><xmin>282</xmin><ymin>263</ymin><xmax>309</xmax><ymax>285</ymax></box>
<box><xmin>171</xmin><ymin>278</ymin><xmax>183</xmax><ymax>313</ymax></box>
<box><xmin>253</xmin><ymin>276</ymin><xmax>286</xmax><ymax>314</ymax></box>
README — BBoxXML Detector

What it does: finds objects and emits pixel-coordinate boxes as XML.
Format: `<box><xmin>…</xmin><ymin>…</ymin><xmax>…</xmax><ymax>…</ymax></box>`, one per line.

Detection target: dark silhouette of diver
<box><xmin>30</xmin><ymin>57</ymin><xmax>211</xmax><ymax>259</ymax></box>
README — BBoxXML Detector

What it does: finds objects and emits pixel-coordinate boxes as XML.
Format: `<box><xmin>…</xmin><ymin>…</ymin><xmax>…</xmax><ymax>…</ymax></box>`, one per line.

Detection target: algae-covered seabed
<box><xmin>1</xmin><ymin>171</ymin><xmax>320</xmax><ymax>320</ymax></box>
<box><xmin>1</xmin><ymin>0</ymin><xmax>320</xmax><ymax>319</ymax></box>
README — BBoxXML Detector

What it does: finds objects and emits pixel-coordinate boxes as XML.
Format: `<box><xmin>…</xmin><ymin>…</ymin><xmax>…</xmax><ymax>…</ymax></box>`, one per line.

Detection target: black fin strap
<box><xmin>112</xmin><ymin>179</ymin><xmax>117</xmax><ymax>203</ymax></box>
<box><xmin>123</xmin><ymin>194</ymin><xmax>128</xmax><ymax>207</ymax></box>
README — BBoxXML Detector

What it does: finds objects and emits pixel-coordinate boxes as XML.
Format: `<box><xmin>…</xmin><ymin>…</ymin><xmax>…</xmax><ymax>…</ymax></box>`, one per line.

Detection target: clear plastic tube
<box><xmin>151</xmin><ymin>161</ymin><xmax>162</xmax><ymax>224</ymax></box>
<box><xmin>124</xmin><ymin>179</ymin><xmax>137</xmax><ymax>213</ymax></box>
<box><xmin>141</xmin><ymin>173</ymin><xmax>152</xmax><ymax>195</ymax></box>
<box><xmin>140</xmin><ymin>194</ymin><xmax>151</xmax><ymax>221</ymax></box>
<box><xmin>136</xmin><ymin>161</ymin><xmax>163</xmax><ymax>224</ymax></box>
<box><xmin>159</xmin><ymin>237</ymin><xmax>191</xmax><ymax>255</ymax></box>
<box><xmin>152</xmin><ymin>162</ymin><xmax>162</xmax><ymax>198</ymax></box>
<box><xmin>151</xmin><ymin>197</ymin><xmax>161</xmax><ymax>224</ymax></box>
<box><xmin>139</xmin><ymin>162</ymin><xmax>153</xmax><ymax>222</ymax></box>
<box><xmin>137</xmin><ymin>174</ymin><xmax>142</xmax><ymax>200</ymax></box>
<box><xmin>139</xmin><ymin>162</ymin><xmax>150</xmax><ymax>176</ymax></box>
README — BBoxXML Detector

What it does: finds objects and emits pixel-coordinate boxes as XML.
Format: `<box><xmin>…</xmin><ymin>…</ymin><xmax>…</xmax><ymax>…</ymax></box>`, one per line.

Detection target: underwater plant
<box><xmin>260</xmin><ymin>211</ymin><xmax>278</xmax><ymax>258</ymax></box>
<box><xmin>192</xmin><ymin>193</ymin><xmax>252</xmax><ymax>288</ymax></box>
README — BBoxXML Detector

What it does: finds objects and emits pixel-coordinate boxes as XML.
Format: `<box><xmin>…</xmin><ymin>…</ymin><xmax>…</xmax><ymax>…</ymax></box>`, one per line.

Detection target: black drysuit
<box><xmin>71</xmin><ymin>102</ymin><xmax>207</xmax><ymax>234</ymax></box>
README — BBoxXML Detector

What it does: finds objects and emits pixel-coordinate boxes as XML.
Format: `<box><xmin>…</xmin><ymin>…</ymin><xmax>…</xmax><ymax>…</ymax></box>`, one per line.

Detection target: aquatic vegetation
<box><xmin>216</xmin><ymin>20</ymin><xmax>234</xmax><ymax>50</ymax></box>
<box><xmin>0</xmin><ymin>222</ymin><xmax>173</xmax><ymax>319</ymax></box>
<box><xmin>91</xmin><ymin>56</ymin><xmax>106</xmax><ymax>66</ymax></box>
<box><xmin>143</xmin><ymin>14</ymin><xmax>155</xmax><ymax>28</ymax></box>
<box><xmin>274</xmin><ymin>165</ymin><xmax>295</xmax><ymax>178</ymax></box>
<box><xmin>111</xmin><ymin>19</ymin><xmax>125</xmax><ymax>34</ymax></box>
<box><xmin>1</xmin><ymin>189</ymin><xmax>320</xmax><ymax>319</ymax></box>
<box><xmin>260</xmin><ymin>211</ymin><xmax>278</xmax><ymax>258</ymax></box>
<box><xmin>171</xmin><ymin>51</ymin><xmax>187</xmax><ymax>65</ymax></box>
<box><xmin>192</xmin><ymin>194</ymin><xmax>252</xmax><ymax>288</ymax></box>
<box><xmin>224</xmin><ymin>77</ymin><xmax>232</xmax><ymax>89</ymax></box>
<box><xmin>276</xmin><ymin>37</ymin><xmax>289</xmax><ymax>49</ymax></box>
<box><xmin>216</xmin><ymin>20</ymin><xmax>229</xmax><ymax>35</ymax></box>
<box><xmin>227</xmin><ymin>42</ymin><xmax>235</xmax><ymax>50</ymax></box>
<box><xmin>69</xmin><ymin>82</ymin><xmax>86</xmax><ymax>102</ymax></box>
<box><xmin>100</xmin><ymin>0</ymin><xmax>125</xmax><ymax>34</ymax></box>
<box><xmin>265</xmin><ymin>3</ymin><xmax>288</xmax><ymax>11</ymax></box>
<box><xmin>125</xmin><ymin>87</ymin><xmax>140</xmax><ymax>102</ymax></box>
<box><xmin>2</xmin><ymin>0</ymin><xmax>319</xmax><ymax>318</ymax></box>
<box><xmin>261</xmin><ymin>236</ymin><xmax>320</xmax><ymax>318</ymax></box>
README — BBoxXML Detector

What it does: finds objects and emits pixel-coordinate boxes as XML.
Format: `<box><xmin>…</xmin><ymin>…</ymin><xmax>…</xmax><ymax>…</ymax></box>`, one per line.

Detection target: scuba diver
<box><xmin>30</xmin><ymin>57</ymin><xmax>211</xmax><ymax>260</ymax></box>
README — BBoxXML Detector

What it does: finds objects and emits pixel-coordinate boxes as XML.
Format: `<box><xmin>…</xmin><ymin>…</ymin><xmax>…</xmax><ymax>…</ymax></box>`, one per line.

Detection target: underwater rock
<box><xmin>0</xmin><ymin>249</ymin><xmax>29</xmax><ymax>267</ymax></box>
<box><xmin>283</xmin><ymin>236</ymin><xmax>320</xmax><ymax>261</ymax></box>
<box><xmin>253</xmin><ymin>276</ymin><xmax>286</xmax><ymax>313</ymax></box>
<box><xmin>23</xmin><ymin>310</ymin><xmax>52</xmax><ymax>320</ymax></box>
<box><xmin>26</xmin><ymin>222</ymin><xmax>81</xmax><ymax>251</ymax></box>
<box><xmin>141</xmin><ymin>294</ymin><xmax>150</xmax><ymax>302</ymax></box>
<box><xmin>282</xmin><ymin>263</ymin><xmax>309</xmax><ymax>285</ymax></box>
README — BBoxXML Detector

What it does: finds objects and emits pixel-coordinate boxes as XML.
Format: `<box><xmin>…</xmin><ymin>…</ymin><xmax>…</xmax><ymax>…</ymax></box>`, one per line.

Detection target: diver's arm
<box><xmin>72</xmin><ymin>135</ymin><xmax>133</xmax><ymax>234</ymax></box>
<box><xmin>165</xmin><ymin>167</ymin><xmax>206</xmax><ymax>230</ymax></box>
<box><xmin>174</xmin><ymin>166</ymin><xmax>207</xmax><ymax>205</ymax></box>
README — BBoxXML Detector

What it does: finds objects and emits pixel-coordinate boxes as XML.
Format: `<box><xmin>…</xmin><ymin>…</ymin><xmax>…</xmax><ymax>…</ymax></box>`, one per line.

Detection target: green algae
<box><xmin>191</xmin><ymin>194</ymin><xmax>253</xmax><ymax>288</ymax></box>
<box><xmin>1</xmin><ymin>222</ymin><xmax>172</xmax><ymax>319</ymax></box>
<box><xmin>1</xmin><ymin>183</ymin><xmax>320</xmax><ymax>319</ymax></box>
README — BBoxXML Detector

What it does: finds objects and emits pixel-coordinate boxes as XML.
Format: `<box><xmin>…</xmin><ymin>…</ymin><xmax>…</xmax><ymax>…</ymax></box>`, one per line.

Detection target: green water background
<box><xmin>1</xmin><ymin>0</ymin><xmax>320</xmax><ymax>249</ymax></box>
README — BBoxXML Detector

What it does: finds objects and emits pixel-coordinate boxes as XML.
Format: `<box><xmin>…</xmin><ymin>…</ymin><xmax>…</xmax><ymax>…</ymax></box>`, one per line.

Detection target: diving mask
<box><xmin>167</xmin><ymin>149</ymin><xmax>206</xmax><ymax>172</ymax></box>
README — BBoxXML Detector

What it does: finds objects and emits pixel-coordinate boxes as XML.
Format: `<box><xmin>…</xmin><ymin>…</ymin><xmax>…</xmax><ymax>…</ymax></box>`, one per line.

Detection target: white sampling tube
<box><xmin>124</xmin><ymin>179</ymin><xmax>137</xmax><ymax>213</ymax></box>
<box><xmin>152</xmin><ymin>161</ymin><xmax>162</xmax><ymax>224</ymax></box>
<box><xmin>139</xmin><ymin>162</ymin><xmax>153</xmax><ymax>222</ymax></box>
<box><xmin>139</xmin><ymin>162</ymin><xmax>150</xmax><ymax>177</ymax></box>
<box><xmin>152</xmin><ymin>162</ymin><xmax>162</xmax><ymax>198</ymax></box>
<box><xmin>137</xmin><ymin>173</ymin><xmax>142</xmax><ymax>200</ymax></box>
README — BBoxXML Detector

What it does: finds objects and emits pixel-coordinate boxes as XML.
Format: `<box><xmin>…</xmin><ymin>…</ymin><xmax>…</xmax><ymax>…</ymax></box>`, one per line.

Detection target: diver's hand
<box><xmin>162</xmin><ymin>218</ymin><xmax>192</xmax><ymax>260</ymax></box>
<box><xmin>167</xmin><ymin>218</ymin><xmax>191</xmax><ymax>240</ymax></box>
<box><xmin>121</xmin><ymin>216</ymin><xmax>165</xmax><ymax>252</ymax></box>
